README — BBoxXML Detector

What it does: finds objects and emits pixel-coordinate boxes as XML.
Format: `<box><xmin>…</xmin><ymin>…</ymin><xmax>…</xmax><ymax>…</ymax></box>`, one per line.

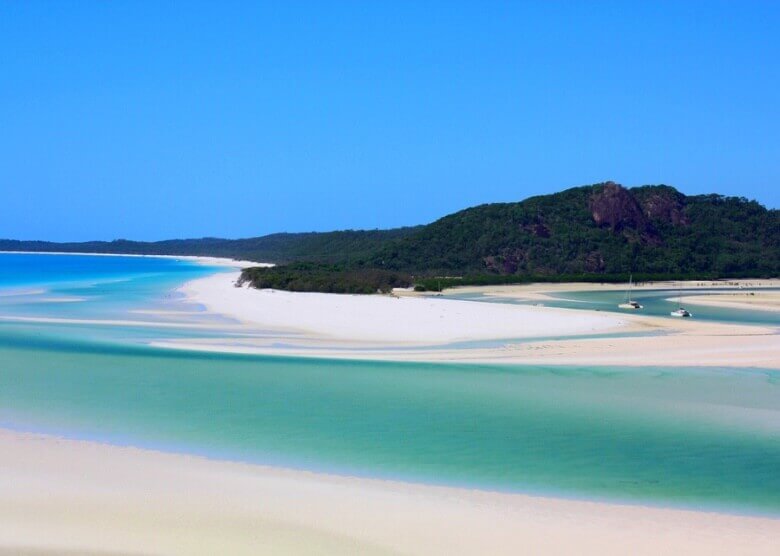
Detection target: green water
<box><xmin>450</xmin><ymin>288</ymin><xmax>780</xmax><ymax>326</ymax></box>
<box><xmin>1</xmin><ymin>334</ymin><xmax>778</xmax><ymax>514</ymax></box>
<box><xmin>1</xmin><ymin>254</ymin><xmax>779</xmax><ymax>515</ymax></box>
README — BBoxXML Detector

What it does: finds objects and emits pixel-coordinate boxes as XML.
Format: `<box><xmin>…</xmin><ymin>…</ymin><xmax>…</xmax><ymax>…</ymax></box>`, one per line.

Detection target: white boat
<box><xmin>618</xmin><ymin>275</ymin><xmax>643</xmax><ymax>309</ymax></box>
<box><xmin>670</xmin><ymin>307</ymin><xmax>692</xmax><ymax>318</ymax></box>
<box><xmin>670</xmin><ymin>287</ymin><xmax>692</xmax><ymax>317</ymax></box>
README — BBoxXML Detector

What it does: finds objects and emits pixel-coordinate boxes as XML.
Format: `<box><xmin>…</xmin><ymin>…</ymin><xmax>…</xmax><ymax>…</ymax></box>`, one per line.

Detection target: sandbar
<box><xmin>170</xmin><ymin>272</ymin><xmax>780</xmax><ymax>368</ymax></box>
<box><xmin>0</xmin><ymin>429</ymin><xmax>777</xmax><ymax>556</ymax></box>
<box><xmin>676</xmin><ymin>292</ymin><xmax>780</xmax><ymax>312</ymax></box>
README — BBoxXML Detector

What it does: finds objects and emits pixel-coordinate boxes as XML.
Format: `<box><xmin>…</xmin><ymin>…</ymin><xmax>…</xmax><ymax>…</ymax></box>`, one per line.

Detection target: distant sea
<box><xmin>1</xmin><ymin>253</ymin><xmax>779</xmax><ymax>515</ymax></box>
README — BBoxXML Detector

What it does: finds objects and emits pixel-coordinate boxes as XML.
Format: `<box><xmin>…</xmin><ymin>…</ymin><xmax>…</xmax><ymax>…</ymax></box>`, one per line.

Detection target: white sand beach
<box><xmin>179</xmin><ymin>272</ymin><xmax>627</xmax><ymax>344</ymax></box>
<box><xmin>1</xmin><ymin>428</ymin><xmax>777</xmax><ymax>556</ymax></box>
<box><xmin>170</xmin><ymin>272</ymin><xmax>780</xmax><ymax>368</ymax></box>
<box><xmin>428</xmin><ymin>278</ymin><xmax>780</xmax><ymax>296</ymax></box>
<box><xmin>677</xmin><ymin>291</ymin><xmax>780</xmax><ymax>312</ymax></box>
<box><xmin>6</xmin><ymin>263</ymin><xmax>773</xmax><ymax>554</ymax></box>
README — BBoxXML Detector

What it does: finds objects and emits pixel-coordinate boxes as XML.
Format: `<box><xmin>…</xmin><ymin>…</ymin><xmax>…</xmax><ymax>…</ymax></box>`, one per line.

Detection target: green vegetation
<box><xmin>239</xmin><ymin>263</ymin><xmax>412</xmax><ymax>294</ymax></box>
<box><xmin>368</xmin><ymin>183</ymin><xmax>779</xmax><ymax>276</ymax></box>
<box><xmin>5</xmin><ymin>182</ymin><xmax>778</xmax><ymax>294</ymax></box>
<box><xmin>250</xmin><ymin>182</ymin><xmax>778</xmax><ymax>293</ymax></box>
<box><xmin>0</xmin><ymin>227</ymin><xmax>421</xmax><ymax>264</ymax></box>
<box><xmin>411</xmin><ymin>272</ymin><xmax>744</xmax><ymax>292</ymax></box>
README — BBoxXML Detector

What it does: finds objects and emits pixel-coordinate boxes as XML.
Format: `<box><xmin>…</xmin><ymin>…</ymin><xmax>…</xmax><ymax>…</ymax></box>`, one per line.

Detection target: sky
<box><xmin>1</xmin><ymin>1</ymin><xmax>779</xmax><ymax>241</ymax></box>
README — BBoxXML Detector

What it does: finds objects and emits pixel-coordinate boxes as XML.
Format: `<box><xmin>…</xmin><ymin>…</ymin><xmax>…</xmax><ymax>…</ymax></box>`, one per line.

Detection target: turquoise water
<box><xmin>0</xmin><ymin>253</ymin><xmax>223</xmax><ymax>320</ymax></box>
<box><xmin>549</xmin><ymin>288</ymin><xmax>780</xmax><ymax>326</ymax></box>
<box><xmin>450</xmin><ymin>287</ymin><xmax>780</xmax><ymax>326</ymax></box>
<box><xmin>1</xmin><ymin>254</ymin><xmax>779</xmax><ymax>515</ymax></box>
<box><xmin>0</xmin><ymin>252</ymin><xmax>213</xmax><ymax>289</ymax></box>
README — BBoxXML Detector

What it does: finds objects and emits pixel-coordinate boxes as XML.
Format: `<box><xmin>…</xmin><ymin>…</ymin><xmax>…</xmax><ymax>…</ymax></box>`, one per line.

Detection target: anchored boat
<box><xmin>670</xmin><ymin>287</ymin><xmax>692</xmax><ymax>317</ymax></box>
<box><xmin>618</xmin><ymin>274</ymin><xmax>643</xmax><ymax>309</ymax></box>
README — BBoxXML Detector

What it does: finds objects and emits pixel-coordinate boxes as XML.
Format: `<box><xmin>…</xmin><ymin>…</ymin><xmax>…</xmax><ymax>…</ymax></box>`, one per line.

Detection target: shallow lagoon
<box><xmin>450</xmin><ymin>287</ymin><xmax>780</xmax><ymax>326</ymax></box>
<box><xmin>1</xmin><ymin>254</ymin><xmax>779</xmax><ymax>515</ymax></box>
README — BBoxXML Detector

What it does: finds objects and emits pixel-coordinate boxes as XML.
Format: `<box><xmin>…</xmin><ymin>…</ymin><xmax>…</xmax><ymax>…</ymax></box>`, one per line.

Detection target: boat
<box><xmin>670</xmin><ymin>287</ymin><xmax>692</xmax><ymax>317</ymax></box>
<box><xmin>670</xmin><ymin>307</ymin><xmax>692</xmax><ymax>318</ymax></box>
<box><xmin>618</xmin><ymin>275</ymin><xmax>643</xmax><ymax>309</ymax></box>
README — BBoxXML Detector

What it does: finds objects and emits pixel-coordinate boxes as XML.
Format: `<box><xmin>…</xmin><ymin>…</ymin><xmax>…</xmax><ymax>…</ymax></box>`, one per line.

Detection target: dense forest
<box><xmin>239</xmin><ymin>182</ymin><xmax>778</xmax><ymax>291</ymax></box>
<box><xmin>4</xmin><ymin>182</ymin><xmax>778</xmax><ymax>293</ymax></box>
<box><xmin>238</xmin><ymin>264</ymin><xmax>412</xmax><ymax>294</ymax></box>
<box><xmin>367</xmin><ymin>183</ymin><xmax>779</xmax><ymax>276</ymax></box>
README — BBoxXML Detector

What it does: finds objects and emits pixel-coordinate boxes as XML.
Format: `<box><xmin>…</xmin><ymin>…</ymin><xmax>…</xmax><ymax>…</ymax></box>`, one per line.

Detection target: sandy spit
<box><xmin>171</xmin><ymin>272</ymin><xmax>780</xmax><ymax>368</ymax></box>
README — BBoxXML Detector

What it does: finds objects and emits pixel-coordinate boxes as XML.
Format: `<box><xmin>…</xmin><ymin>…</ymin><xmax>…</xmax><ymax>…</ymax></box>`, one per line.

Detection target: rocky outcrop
<box><xmin>589</xmin><ymin>182</ymin><xmax>647</xmax><ymax>232</ymax></box>
<box><xmin>639</xmin><ymin>190</ymin><xmax>689</xmax><ymax>226</ymax></box>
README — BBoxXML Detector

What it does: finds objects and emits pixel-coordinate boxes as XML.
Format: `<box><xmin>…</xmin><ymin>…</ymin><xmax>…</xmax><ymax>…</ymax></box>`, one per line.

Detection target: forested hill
<box><xmin>0</xmin><ymin>228</ymin><xmax>421</xmax><ymax>264</ymax></box>
<box><xmin>368</xmin><ymin>182</ymin><xmax>780</xmax><ymax>277</ymax></box>
<box><xmin>3</xmin><ymin>182</ymin><xmax>778</xmax><ymax>283</ymax></box>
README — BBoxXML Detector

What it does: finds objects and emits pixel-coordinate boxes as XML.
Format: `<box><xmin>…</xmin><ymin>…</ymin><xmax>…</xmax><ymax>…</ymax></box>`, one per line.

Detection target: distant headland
<box><xmin>3</xmin><ymin>182</ymin><xmax>778</xmax><ymax>293</ymax></box>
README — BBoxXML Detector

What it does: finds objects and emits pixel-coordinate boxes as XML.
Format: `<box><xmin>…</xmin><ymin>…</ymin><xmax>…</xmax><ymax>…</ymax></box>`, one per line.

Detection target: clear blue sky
<box><xmin>1</xmin><ymin>1</ymin><xmax>779</xmax><ymax>241</ymax></box>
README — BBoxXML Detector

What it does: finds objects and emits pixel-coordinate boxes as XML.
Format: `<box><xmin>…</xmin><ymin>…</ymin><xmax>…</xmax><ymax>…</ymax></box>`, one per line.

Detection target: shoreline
<box><xmin>2</xmin><ymin>257</ymin><xmax>779</xmax><ymax>553</ymax></box>
<box><xmin>676</xmin><ymin>292</ymin><xmax>780</xmax><ymax>312</ymax></box>
<box><xmin>172</xmin><ymin>271</ymin><xmax>780</xmax><ymax>368</ymax></box>
<box><xmin>0</xmin><ymin>250</ymin><xmax>268</xmax><ymax>269</ymax></box>
<box><xmin>441</xmin><ymin>278</ymin><xmax>780</xmax><ymax>293</ymax></box>
<box><xmin>179</xmin><ymin>271</ymin><xmax>630</xmax><ymax>344</ymax></box>
<box><xmin>1</xmin><ymin>428</ymin><xmax>777</xmax><ymax>555</ymax></box>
